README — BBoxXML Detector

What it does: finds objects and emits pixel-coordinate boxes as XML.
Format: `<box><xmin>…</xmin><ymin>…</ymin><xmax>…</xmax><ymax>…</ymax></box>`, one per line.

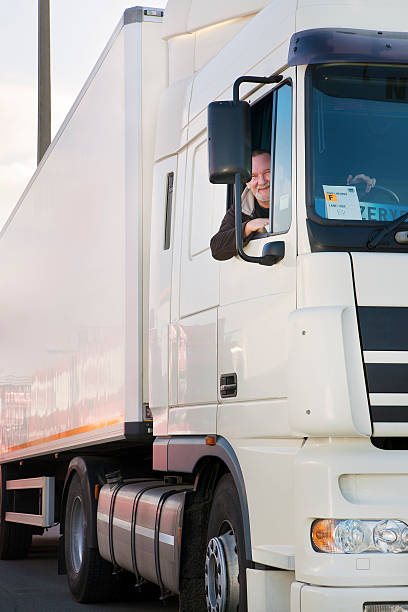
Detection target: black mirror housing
<box><xmin>208</xmin><ymin>100</ymin><xmax>251</xmax><ymax>184</ymax></box>
<box><xmin>260</xmin><ymin>241</ymin><xmax>285</xmax><ymax>266</ymax></box>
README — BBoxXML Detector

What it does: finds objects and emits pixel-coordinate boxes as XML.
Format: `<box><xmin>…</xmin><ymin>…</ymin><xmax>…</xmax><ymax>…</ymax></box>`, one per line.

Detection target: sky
<box><xmin>0</xmin><ymin>0</ymin><xmax>167</xmax><ymax>228</ymax></box>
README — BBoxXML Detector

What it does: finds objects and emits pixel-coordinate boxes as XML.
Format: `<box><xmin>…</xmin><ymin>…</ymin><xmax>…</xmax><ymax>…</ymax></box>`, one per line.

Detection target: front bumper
<box><xmin>294</xmin><ymin>582</ymin><xmax>408</xmax><ymax>612</ymax></box>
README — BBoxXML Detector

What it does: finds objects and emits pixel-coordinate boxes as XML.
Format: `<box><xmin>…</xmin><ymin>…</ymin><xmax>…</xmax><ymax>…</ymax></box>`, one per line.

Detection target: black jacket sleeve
<box><xmin>210</xmin><ymin>206</ymin><xmax>253</xmax><ymax>261</ymax></box>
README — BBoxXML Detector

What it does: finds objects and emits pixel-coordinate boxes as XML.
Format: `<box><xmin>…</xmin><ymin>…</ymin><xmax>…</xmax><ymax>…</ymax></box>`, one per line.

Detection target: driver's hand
<box><xmin>347</xmin><ymin>173</ymin><xmax>376</xmax><ymax>193</ymax></box>
<box><xmin>244</xmin><ymin>218</ymin><xmax>270</xmax><ymax>237</ymax></box>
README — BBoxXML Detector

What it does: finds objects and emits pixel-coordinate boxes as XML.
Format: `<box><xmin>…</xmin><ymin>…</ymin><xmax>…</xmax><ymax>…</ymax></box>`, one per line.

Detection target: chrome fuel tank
<box><xmin>97</xmin><ymin>479</ymin><xmax>188</xmax><ymax>594</ymax></box>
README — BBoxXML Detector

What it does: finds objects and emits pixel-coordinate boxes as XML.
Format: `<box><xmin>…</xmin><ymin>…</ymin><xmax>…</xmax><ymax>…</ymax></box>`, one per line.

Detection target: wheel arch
<box><xmin>157</xmin><ymin>435</ymin><xmax>252</xmax><ymax>561</ymax></box>
<box><xmin>60</xmin><ymin>456</ymin><xmax>117</xmax><ymax>550</ymax></box>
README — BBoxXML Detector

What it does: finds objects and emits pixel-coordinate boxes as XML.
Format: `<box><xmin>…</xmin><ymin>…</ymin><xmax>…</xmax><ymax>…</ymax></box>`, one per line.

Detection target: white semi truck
<box><xmin>2</xmin><ymin>1</ymin><xmax>408</xmax><ymax>610</ymax></box>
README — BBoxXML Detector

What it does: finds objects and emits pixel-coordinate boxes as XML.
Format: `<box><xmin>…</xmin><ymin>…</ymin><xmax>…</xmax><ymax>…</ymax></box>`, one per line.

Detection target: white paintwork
<box><xmin>293</xmin><ymin>253</ymin><xmax>372</xmax><ymax>435</ymax></box>
<box><xmin>365</xmin><ymin>351</ymin><xmax>408</xmax><ymax>363</ymax></box>
<box><xmin>299</xmin><ymin>584</ymin><xmax>408</xmax><ymax>612</ymax></box>
<box><xmin>167</xmin><ymin>18</ymin><xmax>255</xmax><ymax>86</ymax></box>
<box><xmin>247</xmin><ymin>569</ymin><xmax>294</xmax><ymax>612</ymax></box>
<box><xmin>290</xmin><ymin>582</ymin><xmax>302</xmax><ymax>612</ymax></box>
<box><xmin>163</xmin><ymin>0</ymin><xmax>270</xmax><ymax>39</ymax></box>
<box><xmin>0</xmin><ymin>15</ymin><xmax>166</xmax><ymax>460</ymax></box>
<box><xmin>288</xmin><ymin>306</ymin><xmax>371</xmax><ymax>436</ymax></box>
<box><xmin>218</xmin><ymin>292</ymin><xmax>293</xmax><ymax>401</ymax></box>
<box><xmin>217</xmin><ymin>399</ymin><xmax>294</xmax><ymax>439</ymax></box>
<box><xmin>168</xmin><ymin>403</ymin><xmax>217</xmax><ymax>435</ymax></box>
<box><xmin>352</xmin><ymin>252</ymin><xmax>408</xmax><ymax>306</ymax></box>
<box><xmin>224</xmin><ymin>438</ymin><xmax>303</xmax><ymax>568</ymax></box>
<box><xmin>1</xmin><ymin>422</ymin><xmax>124</xmax><ymax>464</ymax></box>
<box><xmin>297</xmin><ymin>252</ymin><xmax>356</xmax><ymax>308</ymax></box>
<box><xmin>189</xmin><ymin>1</ymin><xmax>296</xmax><ymax>121</ymax></box>
<box><xmin>154</xmin><ymin>77</ymin><xmax>192</xmax><ymax>161</ymax></box>
<box><xmin>296</xmin><ymin>0</ymin><xmax>408</xmax><ymax>32</ymax></box>
<box><xmin>167</xmin><ymin>309</ymin><xmax>218</xmax><ymax>433</ymax></box>
<box><xmin>294</xmin><ymin>438</ymin><xmax>408</xmax><ymax>587</ymax></box>
<box><xmin>179</xmin><ymin>138</ymin><xmax>223</xmax><ymax>317</ymax></box>
<box><xmin>149</xmin><ymin>156</ymin><xmax>177</xmax><ymax>435</ymax></box>
<box><xmin>373</xmin><ymin>422</ymin><xmax>408</xmax><ymax>437</ymax></box>
<box><xmin>167</xmin><ymin>35</ymin><xmax>196</xmax><ymax>85</ymax></box>
<box><xmin>370</xmin><ymin>393</ymin><xmax>408</xmax><ymax>406</ymax></box>
<box><xmin>254</xmin><ymin>545</ymin><xmax>295</xmax><ymax>571</ymax></box>
<box><xmin>339</xmin><ymin>473</ymin><xmax>408</xmax><ymax>505</ymax></box>
<box><xmin>163</xmin><ymin>0</ymin><xmax>264</xmax><ymax>87</ymax></box>
<box><xmin>176</xmin><ymin>310</ymin><xmax>217</xmax><ymax>405</ymax></box>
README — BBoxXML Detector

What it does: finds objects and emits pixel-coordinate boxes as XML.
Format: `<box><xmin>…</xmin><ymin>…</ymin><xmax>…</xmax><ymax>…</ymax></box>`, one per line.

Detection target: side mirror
<box><xmin>260</xmin><ymin>241</ymin><xmax>285</xmax><ymax>266</ymax></box>
<box><xmin>207</xmin><ymin>74</ymin><xmax>283</xmax><ymax>265</ymax></box>
<box><xmin>208</xmin><ymin>100</ymin><xmax>252</xmax><ymax>184</ymax></box>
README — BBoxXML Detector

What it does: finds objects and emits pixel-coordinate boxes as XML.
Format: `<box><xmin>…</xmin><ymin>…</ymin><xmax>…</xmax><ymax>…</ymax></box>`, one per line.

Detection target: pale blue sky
<box><xmin>0</xmin><ymin>1</ymin><xmax>167</xmax><ymax>226</ymax></box>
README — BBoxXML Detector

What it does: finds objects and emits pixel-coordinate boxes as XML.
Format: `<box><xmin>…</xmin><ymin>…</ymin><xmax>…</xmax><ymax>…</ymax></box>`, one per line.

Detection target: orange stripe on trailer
<box><xmin>5</xmin><ymin>417</ymin><xmax>124</xmax><ymax>452</ymax></box>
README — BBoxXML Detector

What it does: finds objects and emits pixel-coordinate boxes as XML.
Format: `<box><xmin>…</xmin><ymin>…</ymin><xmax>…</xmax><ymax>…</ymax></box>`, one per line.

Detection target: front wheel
<box><xmin>65</xmin><ymin>472</ymin><xmax>117</xmax><ymax>602</ymax></box>
<box><xmin>205</xmin><ymin>474</ymin><xmax>247</xmax><ymax>612</ymax></box>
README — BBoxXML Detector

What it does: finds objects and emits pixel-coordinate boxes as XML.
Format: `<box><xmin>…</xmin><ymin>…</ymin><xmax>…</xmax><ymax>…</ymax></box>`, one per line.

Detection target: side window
<box><xmin>271</xmin><ymin>83</ymin><xmax>292</xmax><ymax>234</ymax></box>
<box><xmin>250</xmin><ymin>81</ymin><xmax>293</xmax><ymax>234</ymax></box>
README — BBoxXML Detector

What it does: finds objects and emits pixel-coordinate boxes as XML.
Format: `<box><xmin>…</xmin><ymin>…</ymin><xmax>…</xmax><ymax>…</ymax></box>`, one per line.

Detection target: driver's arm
<box><xmin>347</xmin><ymin>173</ymin><xmax>376</xmax><ymax>193</ymax></box>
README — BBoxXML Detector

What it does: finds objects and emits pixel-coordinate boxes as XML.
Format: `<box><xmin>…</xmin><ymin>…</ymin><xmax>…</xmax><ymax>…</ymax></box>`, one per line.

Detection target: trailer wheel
<box><xmin>205</xmin><ymin>474</ymin><xmax>247</xmax><ymax>612</ymax></box>
<box><xmin>0</xmin><ymin>521</ymin><xmax>32</xmax><ymax>560</ymax></box>
<box><xmin>65</xmin><ymin>472</ymin><xmax>116</xmax><ymax>602</ymax></box>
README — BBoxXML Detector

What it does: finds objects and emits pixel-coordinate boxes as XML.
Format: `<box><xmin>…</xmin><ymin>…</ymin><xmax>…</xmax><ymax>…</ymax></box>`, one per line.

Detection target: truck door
<box><xmin>217</xmin><ymin>69</ymin><xmax>296</xmax><ymax>437</ymax></box>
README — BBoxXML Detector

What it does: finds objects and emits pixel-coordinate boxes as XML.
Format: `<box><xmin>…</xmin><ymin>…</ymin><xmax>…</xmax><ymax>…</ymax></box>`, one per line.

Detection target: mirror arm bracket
<box><xmin>233</xmin><ymin>74</ymin><xmax>283</xmax><ymax>104</ymax></box>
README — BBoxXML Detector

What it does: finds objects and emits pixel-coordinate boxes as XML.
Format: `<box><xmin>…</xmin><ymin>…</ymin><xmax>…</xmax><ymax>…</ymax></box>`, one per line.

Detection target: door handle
<box><xmin>220</xmin><ymin>373</ymin><xmax>237</xmax><ymax>398</ymax></box>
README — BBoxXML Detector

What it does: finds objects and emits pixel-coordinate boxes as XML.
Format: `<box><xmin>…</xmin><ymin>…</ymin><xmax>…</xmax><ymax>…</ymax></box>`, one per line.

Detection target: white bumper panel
<box><xmin>298</xmin><ymin>583</ymin><xmax>408</xmax><ymax>612</ymax></box>
<box><xmin>247</xmin><ymin>569</ymin><xmax>294</xmax><ymax>611</ymax></box>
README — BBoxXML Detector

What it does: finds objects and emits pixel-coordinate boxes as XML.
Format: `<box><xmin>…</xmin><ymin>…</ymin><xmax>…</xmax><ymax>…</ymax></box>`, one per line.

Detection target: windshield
<box><xmin>308</xmin><ymin>63</ymin><xmax>408</xmax><ymax>225</ymax></box>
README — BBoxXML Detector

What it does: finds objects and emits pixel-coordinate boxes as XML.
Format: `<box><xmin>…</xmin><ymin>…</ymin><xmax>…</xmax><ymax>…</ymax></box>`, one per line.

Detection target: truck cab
<box><xmin>2</xmin><ymin>1</ymin><xmax>408</xmax><ymax>610</ymax></box>
<box><xmin>149</xmin><ymin>1</ymin><xmax>408</xmax><ymax>610</ymax></box>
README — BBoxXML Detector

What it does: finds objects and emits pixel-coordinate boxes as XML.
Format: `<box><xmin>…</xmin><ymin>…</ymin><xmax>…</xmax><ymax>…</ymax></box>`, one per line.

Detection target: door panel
<box><xmin>179</xmin><ymin>140</ymin><xmax>225</xmax><ymax>318</ymax></box>
<box><xmin>177</xmin><ymin>309</ymin><xmax>218</xmax><ymax>406</ymax></box>
<box><xmin>217</xmin><ymin>68</ymin><xmax>296</xmax><ymax>414</ymax></box>
<box><xmin>169</xmin><ymin>139</ymin><xmax>224</xmax><ymax>428</ymax></box>
<box><xmin>218</xmin><ymin>292</ymin><xmax>293</xmax><ymax>401</ymax></box>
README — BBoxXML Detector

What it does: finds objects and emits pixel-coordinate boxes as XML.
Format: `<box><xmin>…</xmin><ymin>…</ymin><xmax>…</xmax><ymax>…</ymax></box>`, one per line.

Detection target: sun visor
<box><xmin>288</xmin><ymin>28</ymin><xmax>408</xmax><ymax>66</ymax></box>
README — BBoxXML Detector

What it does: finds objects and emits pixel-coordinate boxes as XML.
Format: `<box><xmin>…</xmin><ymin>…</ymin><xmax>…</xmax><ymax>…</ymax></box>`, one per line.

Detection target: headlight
<box><xmin>311</xmin><ymin>519</ymin><xmax>408</xmax><ymax>553</ymax></box>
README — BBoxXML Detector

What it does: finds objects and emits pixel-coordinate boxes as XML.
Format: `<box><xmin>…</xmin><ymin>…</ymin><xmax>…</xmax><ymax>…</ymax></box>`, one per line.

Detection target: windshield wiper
<box><xmin>367</xmin><ymin>210</ymin><xmax>408</xmax><ymax>249</ymax></box>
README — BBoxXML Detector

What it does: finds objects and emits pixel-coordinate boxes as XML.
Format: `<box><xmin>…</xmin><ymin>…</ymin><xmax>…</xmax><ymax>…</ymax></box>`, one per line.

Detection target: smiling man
<box><xmin>210</xmin><ymin>150</ymin><xmax>272</xmax><ymax>261</ymax></box>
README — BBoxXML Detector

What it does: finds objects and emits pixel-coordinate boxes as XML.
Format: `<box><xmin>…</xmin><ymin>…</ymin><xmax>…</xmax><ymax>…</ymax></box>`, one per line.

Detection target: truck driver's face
<box><xmin>247</xmin><ymin>153</ymin><xmax>271</xmax><ymax>207</ymax></box>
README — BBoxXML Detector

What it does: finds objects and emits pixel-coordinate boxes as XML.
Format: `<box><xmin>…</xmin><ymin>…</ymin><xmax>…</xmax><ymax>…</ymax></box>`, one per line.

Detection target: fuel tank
<box><xmin>97</xmin><ymin>479</ymin><xmax>188</xmax><ymax>595</ymax></box>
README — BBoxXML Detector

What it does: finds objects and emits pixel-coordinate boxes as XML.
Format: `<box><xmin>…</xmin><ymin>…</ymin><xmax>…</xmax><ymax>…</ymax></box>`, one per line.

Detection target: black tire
<box><xmin>206</xmin><ymin>474</ymin><xmax>247</xmax><ymax>611</ymax></box>
<box><xmin>64</xmin><ymin>472</ymin><xmax>117</xmax><ymax>603</ymax></box>
<box><xmin>0</xmin><ymin>521</ymin><xmax>32</xmax><ymax>560</ymax></box>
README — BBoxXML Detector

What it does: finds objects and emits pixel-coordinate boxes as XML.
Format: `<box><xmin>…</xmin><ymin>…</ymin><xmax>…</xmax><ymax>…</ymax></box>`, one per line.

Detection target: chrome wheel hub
<box><xmin>205</xmin><ymin>530</ymin><xmax>239</xmax><ymax>612</ymax></box>
<box><xmin>70</xmin><ymin>496</ymin><xmax>85</xmax><ymax>573</ymax></box>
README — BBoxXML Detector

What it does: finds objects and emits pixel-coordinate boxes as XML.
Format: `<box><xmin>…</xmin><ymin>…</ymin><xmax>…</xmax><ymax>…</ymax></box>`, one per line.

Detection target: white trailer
<box><xmin>2</xmin><ymin>1</ymin><xmax>408</xmax><ymax>610</ymax></box>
